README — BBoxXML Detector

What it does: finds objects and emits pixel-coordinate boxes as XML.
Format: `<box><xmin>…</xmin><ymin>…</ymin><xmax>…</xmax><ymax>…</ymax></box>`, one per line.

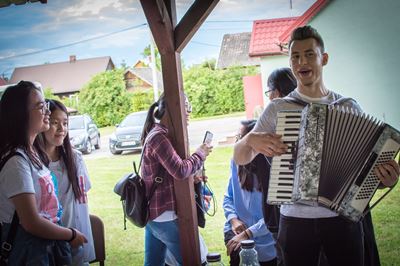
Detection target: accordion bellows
<box><xmin>267</xmin><ymin>103</ymin><xmax>400</xmax><ymax>222</ymax></box>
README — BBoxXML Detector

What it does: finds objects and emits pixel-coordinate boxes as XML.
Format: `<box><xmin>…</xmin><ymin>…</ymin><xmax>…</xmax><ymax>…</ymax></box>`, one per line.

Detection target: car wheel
<box><xmin>94</xmin><ymin>134</ymin><xmax>101</xmax><ymax>149</ymax></box>
<box><xmin>83</xmin><ymin>139</ymin><xmax>92</xmax><ymax>154</ymax></box>
<box><xmin>109</xmin><ymin>144</ymin><xmax>122</xmax><ymax>155</ymax></box>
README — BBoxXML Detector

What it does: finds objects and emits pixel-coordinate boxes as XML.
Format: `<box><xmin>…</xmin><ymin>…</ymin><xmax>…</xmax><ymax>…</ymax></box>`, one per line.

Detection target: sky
<box><xmin>0</xmin><ymin>0</ymin><xmax>316</xmax><ymax>80</ymax></box>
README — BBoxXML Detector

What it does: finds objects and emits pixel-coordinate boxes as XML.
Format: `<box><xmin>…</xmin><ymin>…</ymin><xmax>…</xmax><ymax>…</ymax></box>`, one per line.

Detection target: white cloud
<box><xmin>58</xmin><ymin>0</ymin><xmax>139</xmax><ymax>19</ymax></box>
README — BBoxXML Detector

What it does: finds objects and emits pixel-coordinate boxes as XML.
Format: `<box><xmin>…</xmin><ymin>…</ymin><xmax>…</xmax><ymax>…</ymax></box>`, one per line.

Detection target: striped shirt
<box><xmin>141</xmin><ymin>123</ymin><xmax>206</xmax><ymax>220</ymax></box>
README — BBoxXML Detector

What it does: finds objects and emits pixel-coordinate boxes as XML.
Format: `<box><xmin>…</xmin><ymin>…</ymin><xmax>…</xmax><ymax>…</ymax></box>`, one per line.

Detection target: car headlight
<box><xmin>71</xmin><ymin>134</ymin><xmax>85</xmax><ymax>145</ymax></box>
<box><xmin>109</xmin><ymin>133</ymin><xmax>117</xmax><ymax>141</ymax></box>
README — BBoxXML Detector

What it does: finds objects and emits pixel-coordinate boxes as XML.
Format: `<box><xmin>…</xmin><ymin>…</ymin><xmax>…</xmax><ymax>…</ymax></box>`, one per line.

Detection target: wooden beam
<box><xmin>140</xmin><ymin>0</ymin><xmax>174</xmax><ymax>54</ymax></box>
<box><xmin>162</xmin><ymin>52</ymin><xmax>201</xmax><ymax>266</ymax></box>
<box><xmin>140</xmin><ymin>0</ymin><xmax>202</xmax><ymax>265</ymax></box>
<box><xmin>174</xmin><ymin>0</ymin><xmax>219</xmax><ymax>52</ymax></box>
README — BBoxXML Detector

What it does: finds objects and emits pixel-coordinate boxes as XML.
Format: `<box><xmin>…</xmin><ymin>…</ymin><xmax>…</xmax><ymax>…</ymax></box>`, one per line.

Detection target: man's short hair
<box><xmin>288</xmin><ymin>26</ymin><xmax>325</xmax><ymax>53</ymax></box>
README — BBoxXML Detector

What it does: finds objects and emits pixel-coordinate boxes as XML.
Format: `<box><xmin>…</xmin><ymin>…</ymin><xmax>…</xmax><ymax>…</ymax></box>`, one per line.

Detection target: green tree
<box><xmin>141</xmin><ymin>44</ymin><xmax>161</xmax><ymax>71</ymax></box>
<box><xmin>43</xmin><ymin>87</ymin><xmax>61</xmax><ymax>101</ymax></box>
<box><xmin>184</xmin><ymin>63</ymin><xmax>258</xmax><ymax>117</ymax></box>
<box><xmin>78</xmin><ymin>68</ymin><xmax>131</xmax><ymax>127</ymax></box>
<box><xmin>130</xmin><ymin>89</ymin><xmax>155</xmax><ymax>113</ymax></box>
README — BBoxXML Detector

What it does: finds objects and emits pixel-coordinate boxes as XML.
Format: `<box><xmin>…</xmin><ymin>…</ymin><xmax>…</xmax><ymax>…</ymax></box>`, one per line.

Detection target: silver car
<box><xmin>69</xmin><ymin>114</ymin><xmax>101</xmax><ymax>154</ymax></box>
<box><xmin>109</xmin><ymin>111</ymin><xmax>147</xmax><ymax>155</ymax></box>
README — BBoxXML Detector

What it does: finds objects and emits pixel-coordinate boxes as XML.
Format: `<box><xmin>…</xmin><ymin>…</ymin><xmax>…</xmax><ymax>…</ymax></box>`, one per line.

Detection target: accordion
<box><xmin>267</xmin><ymin>103</ymin><xmax>400</xmax><ymax>222</ymax></box>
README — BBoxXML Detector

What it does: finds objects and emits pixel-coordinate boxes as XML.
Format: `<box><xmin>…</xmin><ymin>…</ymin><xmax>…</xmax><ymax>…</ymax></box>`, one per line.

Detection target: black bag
<box><xmin>194</xmin><ymin>181</ymin><xmax>206</xmax><ymax>228</ymax></box>
<box><xmin>255</xmin><ymin>154</ymin><xmax>281</xmax><ymax>235</ymax></box>
<box><xmin>114</xmin><ymin>162</ymin><xmax>153</xmax><ymax>228</ymax></box>
<box><xmin>0</xmin><ymin>152</ymin><xmax>23</xmax><ymax>266</ymax></box>
<box><xmin>114</xmin><ymin>132</ymin><xmax>162</xmax><ymax>229</ymax></box>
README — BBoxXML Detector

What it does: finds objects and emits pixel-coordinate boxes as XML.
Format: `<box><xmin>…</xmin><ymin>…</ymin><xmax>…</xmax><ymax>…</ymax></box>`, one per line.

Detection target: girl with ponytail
<box><xmin>140</xmin><ymin>94</ymin><xmax>212</xmax><ymax>265</ymax></box>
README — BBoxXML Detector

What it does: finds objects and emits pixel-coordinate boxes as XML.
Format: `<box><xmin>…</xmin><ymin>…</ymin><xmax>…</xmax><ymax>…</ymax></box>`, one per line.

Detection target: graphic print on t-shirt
<box><xmin>38</xmin><ymin>174</ymin><xmax>62</xmax><ymax>223</ymax></box>
<box><xmin>78</xmin><ymin>175</ymin><xmax>88</xmax><ymax>204</ymax></box>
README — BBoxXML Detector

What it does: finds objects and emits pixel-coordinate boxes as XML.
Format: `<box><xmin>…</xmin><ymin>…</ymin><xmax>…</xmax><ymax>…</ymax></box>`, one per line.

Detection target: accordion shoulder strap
<box><xmin>330</xmin><ymin>97</ymin><xmax>357</xmax><ymax>106</ymax></box>
<box><xmin>363</xmin><ymin>184</ymin><xmax>396</xmax><ymax>217</ymax></box>
<box><xmin>283</xmin><ymin>95</ymin><xmax>358</xmax><ymax>108</ymax></box>
<box><xmin>281</xmin><ymin>96</ymin><xmax>308</xmax><ymax>107</ymax></box>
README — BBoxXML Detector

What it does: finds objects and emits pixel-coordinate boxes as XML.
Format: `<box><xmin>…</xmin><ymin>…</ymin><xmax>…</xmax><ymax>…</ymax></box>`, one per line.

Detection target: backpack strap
<box><xmin>0</xmin><ymin>213</ymin><xmax>19</xmax><ymax>264</ymax></box>
<box><xmin>0</xmin><ymin>151</ymin><xmax>24</xmax><ymax>264</ymax></box>
<box><xmin>137</xmin><ymin>130</ymin><xmax>159</xmax><ymax>171</ymax></box>
<box><xmin>136</xmin><ymin>129</ymin><xmax>164</xmax><ymax>201</ymax></box>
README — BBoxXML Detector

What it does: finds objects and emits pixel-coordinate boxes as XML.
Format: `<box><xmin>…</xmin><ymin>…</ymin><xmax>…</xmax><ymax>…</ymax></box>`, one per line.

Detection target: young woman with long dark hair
<box><xmin>223</xmin><ymin>120</ymin><xmax>277</xmax><ymax>266</ymax></box>
<box><xmin>0</xmin><ymin>81</ymin><xmax>86</xmax><ymax>265</ymax></box>
<box><xmin>41</xmin><ymin>99</ymin><xmax>95</xmax><ymax>265</ymax></box>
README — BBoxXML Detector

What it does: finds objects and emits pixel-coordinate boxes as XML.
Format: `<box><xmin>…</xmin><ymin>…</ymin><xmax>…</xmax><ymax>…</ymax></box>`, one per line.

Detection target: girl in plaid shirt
<box><xmin>141</xmin><ymin>94</ymin><xmax>212</xmax><ymax>266</ymax></box>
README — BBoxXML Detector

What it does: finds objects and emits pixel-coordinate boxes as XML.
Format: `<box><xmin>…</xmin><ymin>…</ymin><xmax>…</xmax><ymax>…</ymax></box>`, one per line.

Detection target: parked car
<box><xmin>109</xmin><ymin>111</ymin><xmax>147</xmax><ymax>155</ymax></box>
<box><xmin>69</xmin><ymin>114</ymin><xmax>100</xmax><ymax>154</ymax></box>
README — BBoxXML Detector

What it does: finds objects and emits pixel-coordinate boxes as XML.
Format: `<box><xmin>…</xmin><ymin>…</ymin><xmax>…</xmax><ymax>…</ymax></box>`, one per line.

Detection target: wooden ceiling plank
<box><xmin>175</xmin><ymin>0</ymin><xmax>219</xmax><ymax>52</ymax></box>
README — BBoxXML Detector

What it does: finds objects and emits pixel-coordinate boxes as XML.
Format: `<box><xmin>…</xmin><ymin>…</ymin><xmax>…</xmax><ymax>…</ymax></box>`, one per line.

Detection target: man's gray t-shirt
<box><xmin>254</xmin><ymin>89</ymin><xmax>362</xmax><ymax>218</ymax></box>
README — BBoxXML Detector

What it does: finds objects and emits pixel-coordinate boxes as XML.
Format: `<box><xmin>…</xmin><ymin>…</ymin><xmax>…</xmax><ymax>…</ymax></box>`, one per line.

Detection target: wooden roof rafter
<box><xmin>140</xmin><ymin>1</ymin><xmax>219</xmax><ymax>265</ymax></box>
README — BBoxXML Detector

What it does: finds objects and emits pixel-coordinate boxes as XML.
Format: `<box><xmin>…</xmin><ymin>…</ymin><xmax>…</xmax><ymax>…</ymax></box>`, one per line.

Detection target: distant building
<box><xmin>216</xmin><ymin>32</ymin><xmax>260</xmax><ymax>69</ymax></box>
<box><xmin>124</xmin><ymin>60</ymin><xmax>163</xmax><ymax>92</ymax></box>
<box><xmin>0</xmin><ymin>77</ymin><xmax>8</xmax><ymax>86</ymax></box>
<box><xmin>10</xmin><ymin>55</ymin><xmax>115</xmax><ymax>98</ymax></box>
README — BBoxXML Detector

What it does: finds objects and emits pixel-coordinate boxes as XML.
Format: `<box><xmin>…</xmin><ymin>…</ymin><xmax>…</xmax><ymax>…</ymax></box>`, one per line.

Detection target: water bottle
<box><xmin>239</xmin><ymin>240</ymin><xmax>260</xmax><ymax>266</ymax></box>
<box><xmin>206</xmin><ymin>252</ymin><xmax>224</xmax><ymax>265</ymax></box>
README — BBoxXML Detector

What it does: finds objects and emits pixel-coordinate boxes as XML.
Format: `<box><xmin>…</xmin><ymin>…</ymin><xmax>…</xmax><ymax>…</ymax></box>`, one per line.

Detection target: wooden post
<box><xmin>140</xmin><ymin>0</ymin><xmax>219</xmax><ymax>264</ymax></box>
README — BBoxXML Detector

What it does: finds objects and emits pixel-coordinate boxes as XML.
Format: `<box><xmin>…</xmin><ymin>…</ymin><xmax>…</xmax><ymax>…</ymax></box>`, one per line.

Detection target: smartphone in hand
<box><xmin>203</xmin><ymin>131</ymin><xmax>213</xmax><ymax>145</ymax></box>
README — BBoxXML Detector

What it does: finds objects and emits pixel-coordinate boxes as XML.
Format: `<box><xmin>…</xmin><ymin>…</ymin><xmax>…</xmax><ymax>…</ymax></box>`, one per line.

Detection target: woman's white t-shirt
<box><xmin>49</xmin><ymin>150</ymin><xmax>95</xmax><ymax>262</ymax></box>
<box><xmin>0</xmin><ymin>149</ymin><xmax>61</xmax><ymax>224</ymax></box>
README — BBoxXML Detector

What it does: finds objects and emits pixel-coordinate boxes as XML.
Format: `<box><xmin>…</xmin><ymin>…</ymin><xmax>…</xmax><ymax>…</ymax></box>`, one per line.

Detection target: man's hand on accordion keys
<box><xmin>245</xmin><ymin>132</ymin><xmax>288</xmax><ymax>157</ymax></box>
<box><xmin>374</xmin><ymin>159</ymin><xmax>400</xmax><ymax>188</ymax></box>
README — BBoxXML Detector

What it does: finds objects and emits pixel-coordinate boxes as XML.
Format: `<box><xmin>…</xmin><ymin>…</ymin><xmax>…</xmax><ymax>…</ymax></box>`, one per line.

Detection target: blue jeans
<box><xmin>144</xmin><ymin>220</ymin><xmax>182</xmax><ymax>266</ymax></box>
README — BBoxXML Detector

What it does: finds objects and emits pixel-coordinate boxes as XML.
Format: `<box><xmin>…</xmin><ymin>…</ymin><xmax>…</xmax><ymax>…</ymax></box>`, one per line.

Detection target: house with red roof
<box><xmin>0</xmin><ymin>77</ymin><xmax>7</xmax><ymax>86</ymax></box>
<box><xmin>249</xmin><ymin>0</ymin><xmax>328</xmax><ymax>107</ymax></box>
<box><xmin>250</xmin><ymin>0</ymin><xmax>400</xmax><ymax>128</ymax></box>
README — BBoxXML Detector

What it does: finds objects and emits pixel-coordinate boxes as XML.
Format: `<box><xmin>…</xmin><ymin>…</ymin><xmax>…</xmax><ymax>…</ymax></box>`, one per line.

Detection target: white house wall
<box><xmin>310</xmin><ymin>0</ymin><xmax>400</xmax><ymax>129</ymax></box>
<box><xmin>260</xmin><ymin>55</ymin><xmax>289</xmax><ymax>107</ymax></box>
<box><xmin>258</xmin><ymin>0</ymin><xmax>400</xmax><ymax>130</ymax></box>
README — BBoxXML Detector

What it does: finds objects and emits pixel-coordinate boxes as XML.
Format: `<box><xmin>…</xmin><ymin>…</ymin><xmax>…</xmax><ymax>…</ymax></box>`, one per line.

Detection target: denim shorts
<box><xmin>1</xmin><ymin>223</ymin><xmax>71</xmax><ymax>266</ymax></box>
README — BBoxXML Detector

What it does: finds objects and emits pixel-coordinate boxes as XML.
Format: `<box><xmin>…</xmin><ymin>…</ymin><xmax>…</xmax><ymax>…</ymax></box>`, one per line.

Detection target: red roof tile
<box><xmin>0</xmin><ymin>77</ymin><xmax>7</xmax><ymax>86</ymax></box>
<box><xmin>249</xmin><ymin>17</ymin><xmax>299</xmax><ymax>57</ymax></box>
<box><xmin>279</xmin><ymin>0</ymin><xmax>329</xmax><ymax>44</ymax></box>
<box><xmin>249</xmin><ymin>0</ymin><xmax>329</xmax><ymax>57</ymax></box>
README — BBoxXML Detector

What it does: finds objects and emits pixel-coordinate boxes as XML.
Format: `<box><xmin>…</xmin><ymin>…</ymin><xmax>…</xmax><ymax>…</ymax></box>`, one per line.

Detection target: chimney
<box><xmin>69</xmin><ymin>55</ymin><xmax>76</xmax><ymax>63</ymax></box>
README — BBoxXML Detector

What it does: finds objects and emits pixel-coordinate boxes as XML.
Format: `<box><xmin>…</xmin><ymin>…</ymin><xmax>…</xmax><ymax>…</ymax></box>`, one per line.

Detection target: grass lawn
<box><xmin>85</xmin><ymin>147</ymin><xmax>400</xmax><ymax>265</ymax></box>
<box><xmin>98</xmin><ymin>125</ymin><xmax>116</xmax><ymax>137</ymax></box>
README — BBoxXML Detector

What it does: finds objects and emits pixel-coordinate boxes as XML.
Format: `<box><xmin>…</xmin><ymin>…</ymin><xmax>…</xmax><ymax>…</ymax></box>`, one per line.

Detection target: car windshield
<box><xmin>69</xmin><ymin>116</ymin><xmax>85</xmax><ymax>130</ymax></box>
<box><xmin>119</xmin><ymin>112</ymin><xmax>147</xmax><ymax>128</ymax></box>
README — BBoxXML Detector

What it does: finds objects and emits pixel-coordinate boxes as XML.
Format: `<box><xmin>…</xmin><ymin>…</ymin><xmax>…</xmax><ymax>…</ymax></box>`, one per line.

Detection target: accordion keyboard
<box><xmin>267</xmin><ymin>110</ymin><xmax>302</xmax><ymax>204</ymax></box>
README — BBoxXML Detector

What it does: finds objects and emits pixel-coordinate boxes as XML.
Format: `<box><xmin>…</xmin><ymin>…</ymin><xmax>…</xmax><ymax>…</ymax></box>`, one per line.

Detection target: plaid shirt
<box><xmin>141</xmin><ymin>124</ymin><xmax>206</xmax><ymax>220</ymax></box>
